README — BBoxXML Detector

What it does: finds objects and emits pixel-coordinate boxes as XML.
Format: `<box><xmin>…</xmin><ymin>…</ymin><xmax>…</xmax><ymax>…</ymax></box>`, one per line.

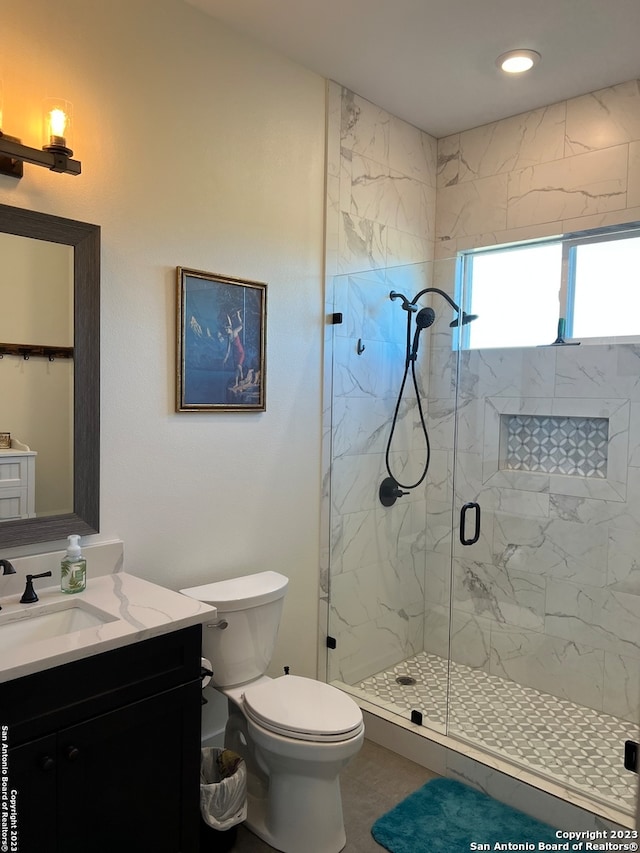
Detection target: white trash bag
<box><xmin>200</xmin><ymin>748</ymin><xmax>247</xmax><ymax>831</ymax></box>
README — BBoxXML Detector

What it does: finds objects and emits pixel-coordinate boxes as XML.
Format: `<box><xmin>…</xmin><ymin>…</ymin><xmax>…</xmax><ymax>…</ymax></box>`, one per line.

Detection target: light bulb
<box><xmin>496</xmin><ymin>50</ymin><xmax>541</xmax><ymax>75</ymax></box>
<box><xmin>43</xmin><ymin>98</ymin><xmax>73</xmax><ymax>153</ymax></box>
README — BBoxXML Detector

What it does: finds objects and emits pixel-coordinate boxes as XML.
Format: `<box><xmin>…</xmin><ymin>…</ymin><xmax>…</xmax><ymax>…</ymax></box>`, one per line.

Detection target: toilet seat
<box><xmin>242</xmin><ymin>675</ymin><xmax>363</xmax><ymax>743</ymax></box>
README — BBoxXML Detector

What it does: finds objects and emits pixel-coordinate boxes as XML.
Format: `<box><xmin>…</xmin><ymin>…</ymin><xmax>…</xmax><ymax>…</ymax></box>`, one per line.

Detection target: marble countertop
<box><xmin>0</xmin><ymin>572</ymin><xmax>215</xmax><ymax>684</ymax></box>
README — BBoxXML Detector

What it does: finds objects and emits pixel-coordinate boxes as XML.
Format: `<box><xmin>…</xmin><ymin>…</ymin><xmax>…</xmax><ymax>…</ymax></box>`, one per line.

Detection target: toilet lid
<box><xmin>242</xmin><ymin>676</ymin><xmax>363</xmax><ymax>742</ymax></box>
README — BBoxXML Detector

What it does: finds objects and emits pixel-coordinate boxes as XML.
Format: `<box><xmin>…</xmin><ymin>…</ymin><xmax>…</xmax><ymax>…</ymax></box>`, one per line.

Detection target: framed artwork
<box><xmin>176</xmin><ymin>268</ymin><xmax>267</xmax><ymax>412</ymax></box>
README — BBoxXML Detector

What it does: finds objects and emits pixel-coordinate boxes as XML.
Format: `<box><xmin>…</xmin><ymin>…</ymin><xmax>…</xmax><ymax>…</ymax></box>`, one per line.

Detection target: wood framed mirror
<box><xmin>0</xmin><ymin>203</ymin><xmax>99</xmax><ymax>548</ymax></box>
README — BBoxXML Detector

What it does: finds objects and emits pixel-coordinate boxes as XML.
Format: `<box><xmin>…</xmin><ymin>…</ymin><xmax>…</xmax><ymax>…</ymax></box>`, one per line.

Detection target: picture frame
<box><xmin>176</xmin><ymin>267</ymin><xmax>267</xmax><ymax>412</ymax></box>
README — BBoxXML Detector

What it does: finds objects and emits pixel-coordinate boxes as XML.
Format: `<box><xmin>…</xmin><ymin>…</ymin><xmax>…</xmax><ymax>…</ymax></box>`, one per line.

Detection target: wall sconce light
<box><xmin>0</xmin><ymin>96</ymin><xmax>81</xmax><ymax>178</ymax></box>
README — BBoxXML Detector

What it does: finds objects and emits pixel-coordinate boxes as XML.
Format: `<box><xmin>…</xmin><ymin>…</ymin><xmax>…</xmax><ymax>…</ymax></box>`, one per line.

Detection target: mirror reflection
<box><xmin>0</xmin><ymin>203</ymin><xmax>99</xmax><ymax>549</ymax></box>
<box><xmin>0</xmin><ymin>233</ymin><xmax>74</xmax><ymax>519</ymax></box>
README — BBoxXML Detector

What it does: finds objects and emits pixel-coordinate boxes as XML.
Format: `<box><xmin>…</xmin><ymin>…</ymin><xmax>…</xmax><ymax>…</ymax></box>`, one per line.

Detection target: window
<box><xmin>457</xmin><ymin>225</ymin><xmax>640</xmax><ymax>349</ymax></box>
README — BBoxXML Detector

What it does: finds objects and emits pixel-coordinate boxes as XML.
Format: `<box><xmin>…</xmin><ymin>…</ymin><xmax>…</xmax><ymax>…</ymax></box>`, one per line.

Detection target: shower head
<box><xmin>449</xmin><ymin>311</ymin><xmax>478</xmax><ymax>327</ymax></box>
<box><xmin>416</xmin><ymin>307</ymin><xmax>436</xmax><ymax>329</ymax></box>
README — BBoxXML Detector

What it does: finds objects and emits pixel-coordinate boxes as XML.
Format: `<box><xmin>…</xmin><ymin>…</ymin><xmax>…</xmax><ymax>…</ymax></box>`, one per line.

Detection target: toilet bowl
<box><xmin>180</xmin><ymin>572</ymin><xmax>364</xmax><ymax>853</ymax></box>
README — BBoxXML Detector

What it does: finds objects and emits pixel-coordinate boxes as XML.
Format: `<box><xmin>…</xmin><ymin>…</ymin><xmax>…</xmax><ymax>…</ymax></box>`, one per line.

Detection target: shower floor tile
<box><xmin>355</xmin><ymin>651</ymin><xmax>638</xmax><ymax>814</ymax></box>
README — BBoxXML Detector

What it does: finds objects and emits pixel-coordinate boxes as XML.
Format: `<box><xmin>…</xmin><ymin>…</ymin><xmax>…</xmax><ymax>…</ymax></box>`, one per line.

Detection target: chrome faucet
<box><xmin>0</xmin><ymin>559</ymin><xmax>16</xmax><ymax>612</ymax></box>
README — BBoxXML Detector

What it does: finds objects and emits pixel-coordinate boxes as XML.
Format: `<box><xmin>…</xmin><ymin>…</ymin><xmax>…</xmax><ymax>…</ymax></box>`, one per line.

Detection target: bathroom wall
<box><xmin>0</xmin><ymin>0</ymin><xmax>326</xmax><ymax>683</ymax></box>
<box><xmin>323</xmin><ymin>82</ymin><xmax>438</xmax><ymax>683</ymax></box>
<box><xmin>423</xmin><ymin>80</ymin><xmax>640</xmax><ymax>722</ymax></box>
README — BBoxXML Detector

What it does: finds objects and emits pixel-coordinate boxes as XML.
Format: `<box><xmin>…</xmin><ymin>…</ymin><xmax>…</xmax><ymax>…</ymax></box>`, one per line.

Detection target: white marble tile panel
<box><xmin>607</xmin><ymin>527</ymin><xmax>640</xmax><ymax>595</ymax></box>
<box><xmin>388</xmin><ymin>114</ymin><xmax>437</xmax><ymax>185</ymax></box>
<box><xmin>565</xmin><ymin>81</ymin><xmax>640</xmax><ymax>155</ymax></box>
<box><xmin>492</xmin><ymin>512</ymin><xmax>608</xmax><ymax>586</ymax></box>
<box><xmin>338</xmin><ymin>211</ymin><xmax>386</xmax><ymax>274</ymax></box>
<box><xmin>425</xmin><ymin>500</ymin><xmax>455</xmax><ymax>555</ymax></box>
<box><xmin>628</xmin><ymin>141</ymin><xmax>640</xmax><ymax>209</ymax></box>
<box><xmin>422</xmin><ymin>603</ymin><xmax>452</xmax><ymax>658</ymax></box>
<box><xmin>345</xmin><ymin>273</ymin><xmax>407</xmax><ymax>343</ymax></box>
<box><xmin>561</xmin><ymin>204</ymin><xmax>640</xmax><ymax>236</ymax></box>
<box><xmin>449</xmin><ymin>610</ymin><xmax>492</xmax><ymax>670</ymax></box>
<box><xmin>437</xmin><ymin>133</ymin><xmax>460</xmax><ymax>189</ymax></box>
<box><xmin>489</xmin><ymin>625</ymin><xmax>604</xmax><ymax>709</ymax></box>
<box><xmin>386</xmin><ymin>227</ymin><xmax>434</xmax><ymax>268</ymax></box>
<box><xmin>453</xmin><ymin>557</ymin><xmax>546</xmax><ymax>631</ymax></box>
<box><xmin>507</xmin><ymin>146</ymin><xmax>628</xmax><ymax>229</ymax></box>
<box><xmin>424</xmin><ymin>550</ymin><xmax>451</xmax><ymax>608</ymax></box>
<box><xmin>436</xmin><ymin>174</ymin><xmax>508</xmax><ymax>241</ymax></box>
<box><xmin>330</xmin><ymin>451</ymin><xmax>386</xmax><ymax>515</ymax></box>
<box><xmin>341</xmin><ymin>89</ymin><xmax>390</xmax><ymax>165</ymax></box>
<box><xmin>457</xmin><ymin>103</ymin><xmax>566</xmax><ymax>183</ymax></box>
<box><xmin>349</xmin><ymin>153</ymin><xmax>392</xmax><ymax>224</ymax></box>
<box><xmin>332</xmin><ymin>336</ymin><xmax>405</xmax><ymax>399</ymax></box>
<box><xmin>602</xmin><ymin>651</ymin><xmax>640</xmax><ymax>722</ymax></box>
<box><xmin>332</xmin><ymin>395</ymin><xmax>411</xmax><ymax>458</ymax></box>
<box><xmin>545</xmin><ymin>579</ymin><xmax>640</xmax><ymax>660</ymax></box>
<box><xmin>330</xmin><ymin>564</ymin><xmax>382</xmax><ymax>627</ymax></box>
<box><xmin>459</xmin><ymin>347</ymin><xmax>558</xmax><ymax>401</ymax></box>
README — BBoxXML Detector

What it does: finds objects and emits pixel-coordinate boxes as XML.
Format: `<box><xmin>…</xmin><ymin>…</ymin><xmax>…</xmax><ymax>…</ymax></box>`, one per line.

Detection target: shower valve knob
<box><xmin>379</xmin><ymin>477</ymin><xmax>410</xmax><ymax>507</ymax></box>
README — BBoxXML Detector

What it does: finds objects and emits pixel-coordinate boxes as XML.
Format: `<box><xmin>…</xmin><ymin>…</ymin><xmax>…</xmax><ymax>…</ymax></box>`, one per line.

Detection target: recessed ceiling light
<box><xmin>496</xmin><ymin>49</ymin><xmax>541</xmax><ymax>74</ymax></box>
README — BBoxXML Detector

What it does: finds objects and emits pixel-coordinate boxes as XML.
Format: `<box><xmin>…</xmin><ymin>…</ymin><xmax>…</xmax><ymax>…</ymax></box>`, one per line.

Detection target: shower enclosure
<box><xmin>325</xmin><ymin>258</ymin><xmax>639</xmax><ymax>822</ymax></box>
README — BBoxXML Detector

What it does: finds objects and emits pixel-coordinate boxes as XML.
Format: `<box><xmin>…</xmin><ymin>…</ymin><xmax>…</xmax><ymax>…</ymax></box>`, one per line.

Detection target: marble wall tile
<box><xmin>602</xmin><ymin>651</ymin><xmax>640</xmax><ymax>722</ymax></box>
<box><xmin>565</xmin><ymin>80</ymin><xmax>640</xmax><ymax>155</ymax></box>
<box><xmin>449</xmin><ymin>610</ymin><xmax>492</xmax><ymax>670</ymax></box>
<box><xmin>489</xmin><ymin>625</ymin><xmax>604</xmax><ymax>710</ymax></box>
<box><xmin>437</xmin><ymin>133</ymin><xmax>460</xmax><ymax>189</ymax></box>
<box><xmin>606</xmin><ymin>527</ymin><xmax>640</xmax><ymax>595</ymax></box>
<box><xmin>436</xmin><ymin>173</ymin><xmax>508</xmax><ymax>240</ymax></box>
<box><xmin>341</xmin><ymin>88</ymin><xmax>390</xmax><ymax>165</ymax></box>
<box><xmin>388</xmin><ymin>114</ymin><xmax>437</xmax><ymax>185</ymax></box>
<box><xmin>492</xmin><ymin>513</ymin><xmax>608</xmax><ymax>586</ymax></box>
<box><xmin>545</xmin><ymin>579</ymin><xmax>640</xmax><ymax>661</ymax></box>
<box><xmin>422</xmin><ymin>603</ymin><xmax>452</xmax><ymax>658</ymax></box>
<box><xmin>424</xmin><ymin>550</ymin><xmax>451</xmax><ymax>608</ymax></box>
<box><xmin>453</xmin><ymin>558</ymin><xmax>546</xmax><ymax>631</ymax></box>
<box><xmin>338</xmin><ymin>211</ymin><xmax>387</xmax><ymax>274</ymax></box>
<box><xmin>343</xmin><ymin>273</ymin><xmax>406</xmax><ymax>343</ymax></box>
<box><xmin>332</xmin><ymin>395</ymin><xmax>414</xmax><ymax>458</ymax></box>
<box><xmin>507</xmin><ymin>146</ymin><xmax>628</xmax><ymax>229</ymax></box>
<box><xmin>456</xmin><ymin>103</ymin><xmax>566</xmax><ymax>184</ymax></box>
<box><xmin>628</xmin><ymin>141</ymin><xmax>640</xmax><ymax>209</ymax></box>
<box><xmin>386</xmin><ymin>227</ymin><xmax>435</xmax><ymax>267</ymax></box>
<box><xmin>332</xmin><ymin>336</ymin><xmax>406</xmax><ymax>399</ymax></box>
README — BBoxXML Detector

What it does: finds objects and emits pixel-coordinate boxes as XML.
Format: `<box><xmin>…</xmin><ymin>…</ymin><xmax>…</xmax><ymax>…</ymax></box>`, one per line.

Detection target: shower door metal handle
<box><xmin>460</xmin><ymin>502</ymin><xmax>481</xmax><ymax>546</ymax></box>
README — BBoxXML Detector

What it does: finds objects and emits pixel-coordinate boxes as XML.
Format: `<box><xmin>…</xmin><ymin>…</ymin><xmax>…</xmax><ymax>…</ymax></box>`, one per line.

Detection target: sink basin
<box><xmin>0</xmin><ymin>601</ymin><xmax>116</xmax><ymax>652</ymax></box>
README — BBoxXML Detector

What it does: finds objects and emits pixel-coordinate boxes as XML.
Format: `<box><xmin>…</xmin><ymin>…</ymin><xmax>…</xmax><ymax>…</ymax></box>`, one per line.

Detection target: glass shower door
<box><xmin>448</xmin><ymin>272</ymin><xmax>639</xmax><ymax>817</ymax></box>
<box><xmin>326</xmin><ymin>260</ymin><xmax>456</xmax><ymax>735</ymax></box>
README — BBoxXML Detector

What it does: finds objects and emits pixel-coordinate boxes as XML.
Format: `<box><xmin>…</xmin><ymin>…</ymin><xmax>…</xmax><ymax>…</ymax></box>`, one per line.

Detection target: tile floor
<box><xmin>228</xmin><ymin>739</ymin><xmax>436</xmax><ymax>852</ymax></box>
<box><xmin>349</xmin><ymin>651</ymin><xmax>638</xmax><ymax>814</ymax></box>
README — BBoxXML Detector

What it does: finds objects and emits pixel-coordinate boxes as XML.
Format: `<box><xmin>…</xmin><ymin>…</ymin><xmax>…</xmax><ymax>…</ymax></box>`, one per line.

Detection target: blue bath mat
<box><xmin>371</xmin><ymin>778</ymin><xmax>558</xmax><ymax>853</ymax></box>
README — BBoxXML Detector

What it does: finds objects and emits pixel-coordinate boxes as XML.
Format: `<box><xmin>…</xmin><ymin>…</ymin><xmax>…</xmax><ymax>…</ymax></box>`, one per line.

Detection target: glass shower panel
<box><xmin>449</xmin><ymin>271</ymin><xmax>639</xmax><ymax>817</ymax></box>
<box><xmin>326</xmin><ymin>260</ymin><xmax>457</xmax><ymax>735</ymax></box>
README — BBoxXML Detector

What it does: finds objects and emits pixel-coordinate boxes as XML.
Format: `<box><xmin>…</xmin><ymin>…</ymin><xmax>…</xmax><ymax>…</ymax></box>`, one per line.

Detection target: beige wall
<box><xmin>1</xmin><ymin>0</ymin><xmax>326</xmax><ymax>680</ymax></box>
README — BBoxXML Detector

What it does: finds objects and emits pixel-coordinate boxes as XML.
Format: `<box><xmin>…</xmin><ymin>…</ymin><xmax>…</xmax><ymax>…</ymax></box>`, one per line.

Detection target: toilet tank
<box><xmin>180</xmin><ymin>571</ymin><xmax>288</xmax><ymax>688</ymax></box>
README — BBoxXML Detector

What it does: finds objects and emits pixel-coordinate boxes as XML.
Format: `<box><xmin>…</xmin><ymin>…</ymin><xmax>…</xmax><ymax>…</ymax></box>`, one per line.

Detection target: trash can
<box><xmin>200</xmin><ymin>747</ymin><xmax>247</xmax><ymax>851</ymax></box>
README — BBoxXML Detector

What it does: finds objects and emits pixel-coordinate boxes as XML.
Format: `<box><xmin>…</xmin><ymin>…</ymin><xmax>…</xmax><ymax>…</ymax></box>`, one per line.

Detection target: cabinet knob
<box><xmin>66</xmin><ymin>745</ymin><xmax>80</xmax><ymax>761</ymax></box>
<box><xmin>40</xmin><ymin>755</ymin><xmax>55</xmax><ymax>772</ymax></box>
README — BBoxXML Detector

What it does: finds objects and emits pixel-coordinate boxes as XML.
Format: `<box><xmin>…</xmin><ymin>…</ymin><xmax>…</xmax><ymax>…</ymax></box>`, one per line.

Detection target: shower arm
<box><xmin>410</xmin><ymin>287</ymin><xmax>463</xmax><ymax>315</ymax></box>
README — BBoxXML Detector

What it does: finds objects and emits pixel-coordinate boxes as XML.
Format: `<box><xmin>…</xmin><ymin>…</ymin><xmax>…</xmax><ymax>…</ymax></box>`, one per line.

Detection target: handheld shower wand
<box><xmin>381</xmin><ymin>288</ymin><xmax>477</xmax><ymax>506</ymax></box>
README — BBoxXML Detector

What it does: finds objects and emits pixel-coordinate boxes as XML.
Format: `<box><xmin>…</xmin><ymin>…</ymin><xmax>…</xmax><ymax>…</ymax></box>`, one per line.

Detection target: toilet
<box><xmin>180</xmin><ymin>571</ymin><xmax>364</xmax><ymax>853</ymax></box>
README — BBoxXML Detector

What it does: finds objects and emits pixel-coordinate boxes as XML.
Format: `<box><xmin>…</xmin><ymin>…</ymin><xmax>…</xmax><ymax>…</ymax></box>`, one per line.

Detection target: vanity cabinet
<box><xmin>1</xmin><ymin>625</ymin><xmax>203</xmax><ymax>853</ymax></box>
<box><xmin>0</xmin><ymin>449</ymin><xmax>36</xmax><ymax>520</ymax></box>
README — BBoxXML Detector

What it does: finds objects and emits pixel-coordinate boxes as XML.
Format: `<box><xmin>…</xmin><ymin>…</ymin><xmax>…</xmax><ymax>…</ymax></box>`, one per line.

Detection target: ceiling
<box><xmin>185</xmin><ymin>0</ymin><xmax>640</xmax><ymax>138</ymax></box>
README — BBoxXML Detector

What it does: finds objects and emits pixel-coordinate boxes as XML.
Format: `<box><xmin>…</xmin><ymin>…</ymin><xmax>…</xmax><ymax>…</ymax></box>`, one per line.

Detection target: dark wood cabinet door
<box><xmin>9</xmin><ymin>733</ymin><xmax>58</xmax><ymax>853</ymax></box>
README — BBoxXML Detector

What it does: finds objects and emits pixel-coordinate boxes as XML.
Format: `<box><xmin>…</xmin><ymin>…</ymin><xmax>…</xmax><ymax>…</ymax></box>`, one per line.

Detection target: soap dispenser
<box><xmin>61</xmin><ymin>534</ymin><xmax>86</xmax><ymax>594</ymax></box>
